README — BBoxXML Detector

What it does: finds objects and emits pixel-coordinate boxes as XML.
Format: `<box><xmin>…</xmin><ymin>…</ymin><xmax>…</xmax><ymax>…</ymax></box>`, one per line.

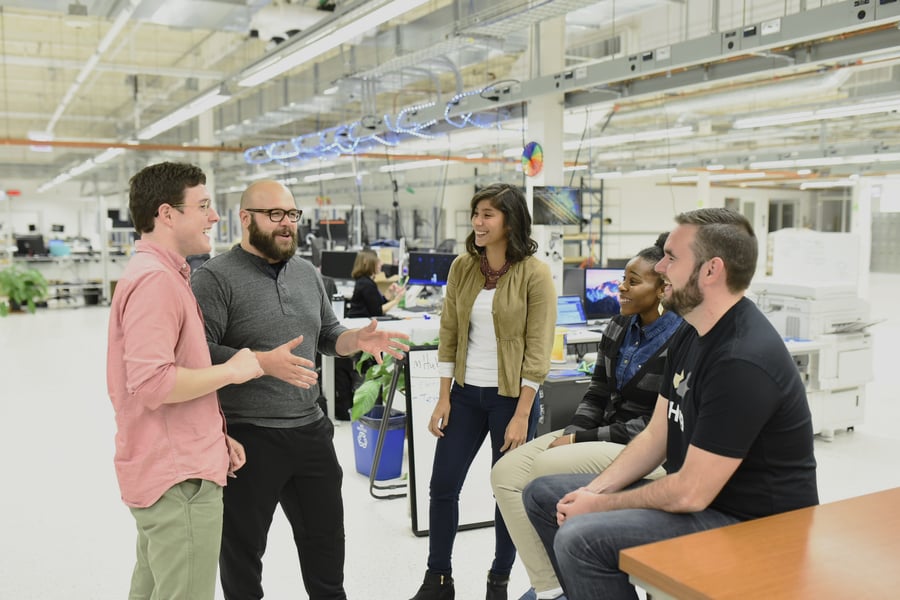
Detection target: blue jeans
<box><xmin>427</xmin><ymin>382</ymin><xmax>539</xmax><ymax>576</ymax></box>
<box><xmin>523</xmin><ymin>474</ymin><xmax>740</xmax><ymax>600</ymax></box>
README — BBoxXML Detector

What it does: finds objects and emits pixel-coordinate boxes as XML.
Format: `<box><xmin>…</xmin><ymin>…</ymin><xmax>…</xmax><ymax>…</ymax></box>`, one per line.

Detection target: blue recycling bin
<box><xmin>353</xmin><ymin>406</ymin><xmax>406</xmax><ymax>480</ymax></box>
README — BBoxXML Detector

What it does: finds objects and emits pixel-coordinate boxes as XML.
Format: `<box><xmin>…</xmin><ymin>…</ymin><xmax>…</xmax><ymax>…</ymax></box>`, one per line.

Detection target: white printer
<box><xmin>751</xmin><ymin>279</ymin><xmax>875</xmax><ymax>439</ymax></box>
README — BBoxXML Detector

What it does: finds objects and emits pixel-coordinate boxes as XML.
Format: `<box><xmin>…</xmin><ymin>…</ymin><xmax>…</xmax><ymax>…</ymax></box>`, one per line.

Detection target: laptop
<box><xmin>557</xmin><ymin>295</ymin><xmax>588</xmax><ymax>327</ymax></box>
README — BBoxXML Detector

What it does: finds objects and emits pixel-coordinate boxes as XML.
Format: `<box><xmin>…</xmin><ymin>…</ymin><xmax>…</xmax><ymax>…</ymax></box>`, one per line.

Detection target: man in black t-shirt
<box><xmin>522</xmin><ymin>208</ymin><xmax>818</xmax><ymax>600</ymax></box>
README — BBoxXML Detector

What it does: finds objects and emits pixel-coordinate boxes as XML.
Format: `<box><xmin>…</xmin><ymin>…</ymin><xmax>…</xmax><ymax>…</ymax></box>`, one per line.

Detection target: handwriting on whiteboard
<box><xmin>409</xmin><ymin>349</ymin><xmax>439</xmax><ymax>378</ymax></box>
<box><xmin>409</xmin><ymin>349</ymin><xmax>440</xmax><ymax>405</ymax></box>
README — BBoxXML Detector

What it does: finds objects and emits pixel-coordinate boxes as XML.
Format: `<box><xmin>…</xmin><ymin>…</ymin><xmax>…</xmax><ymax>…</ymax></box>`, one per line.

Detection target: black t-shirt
<box><xmin>347</xmin><ymin>276</ymin><xmax>385</xmax><ymax>318</ymax></box>
<box><xmin>661</xmin><ymin>297</ymin><xmax>818</xmax><ymax>520</ymax></box>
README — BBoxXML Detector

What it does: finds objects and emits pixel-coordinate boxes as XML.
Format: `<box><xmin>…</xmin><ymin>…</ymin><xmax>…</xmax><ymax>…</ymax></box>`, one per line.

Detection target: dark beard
<box><xmin>662</xmin><ymin>264</ymin><xmax>704</xmax><ymax>316</ymax></box>
<box><xmin>248</xmin><ymin>217</ymin><xmax>298</xmax><ymax>261</ymax></box>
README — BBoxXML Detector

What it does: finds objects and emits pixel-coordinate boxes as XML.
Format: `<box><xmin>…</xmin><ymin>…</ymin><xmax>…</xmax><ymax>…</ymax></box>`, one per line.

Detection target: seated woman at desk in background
<box><xmin>346</xmin><ymin>249</ymin><xmax>405</xmax><ymax>318</ymax></box>
<box><xmin>409</xmin><ymin>183</ymin><xmax>556</xmax><ymax>600</ymax></box>
<box><xmin>490</xmin><ymin>235</ymin><xmax>683</xmax><ymax>600</ymax></box>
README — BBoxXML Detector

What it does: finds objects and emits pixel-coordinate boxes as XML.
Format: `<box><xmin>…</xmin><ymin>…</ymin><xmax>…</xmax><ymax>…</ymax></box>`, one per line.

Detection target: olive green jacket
<box><xmin>438</xmin><ymin>253</ymin><xmax>557</xmax><ymax>398</ymax></box>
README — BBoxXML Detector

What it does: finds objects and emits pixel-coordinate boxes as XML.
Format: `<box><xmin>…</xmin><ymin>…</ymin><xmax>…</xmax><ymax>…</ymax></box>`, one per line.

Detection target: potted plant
<box><xmin>350</xmin><ymin>351</ymin><xmax>408</xmax><ymax>479</ymax></box>
<box><xmin>351</xmin><ymin>352</ymin><xmax>405</xmax><ymax>422</ymax></box>
<box><xmin>0</xmin><ymin>264</ymin><xmax>50</xmax><ymax>316</ymax></box>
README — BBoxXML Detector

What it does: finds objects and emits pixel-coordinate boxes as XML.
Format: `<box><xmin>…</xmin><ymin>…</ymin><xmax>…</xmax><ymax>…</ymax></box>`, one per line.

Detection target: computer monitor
<box><xmin>556</xmin><ymin>296</ymin><xmax>587</xmax><ymax>326</ymax></box>
<box><xmin>107</xmin><ymin>209</ymin><xmax>133</xmax><ymax>229</ymax></box>
<box><xmin>407</xmin><ymin>252</ymin><xmax>456</xmax><ymax>286</ymax></box>
<box><xmin>584</xmin><ymin>268</ymin><xmax>622</xmax><ymax>320</ymax></box>
<box><xmin>14</xmin><ymin>234</ymin><xmax>48</xmax><ymax>257</ymax></box>
<box><xmin>318</xmin><ymin>219</ymin><xmax>349</xmax><ymax>247</ymax></box>
<box><xmin>319</xmin><ymin>250</ymin><xmax>357</xmax><ymax>280</ymax></box>
<box><xmin>532</xmin><ymin>186</ymin><xmax>582</xmax><ymax>226</ymax></box>
<box><xmin>562</xmin><ymin>268</ymin><xmax>585</xmax><ymax>298</ymax></box>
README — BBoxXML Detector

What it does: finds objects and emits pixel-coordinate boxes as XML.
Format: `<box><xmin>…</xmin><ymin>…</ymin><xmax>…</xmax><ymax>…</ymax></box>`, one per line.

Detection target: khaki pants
<box><xmin>491</xmin><ymin>430</ymin><xmax>664</xmax><ymax>594</ymax></box>
<box><xmin>128</xmin><ymin>478</ymin><xmax>223</xmax><ymax>600</ymax></box>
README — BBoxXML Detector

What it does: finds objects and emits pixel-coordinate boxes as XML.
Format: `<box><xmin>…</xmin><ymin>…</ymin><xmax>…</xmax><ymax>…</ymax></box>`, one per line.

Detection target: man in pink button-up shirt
<box><xmin>107</xmin><ymin>162</ymin><xmax>264</xmax><ymax>600</ymax></box>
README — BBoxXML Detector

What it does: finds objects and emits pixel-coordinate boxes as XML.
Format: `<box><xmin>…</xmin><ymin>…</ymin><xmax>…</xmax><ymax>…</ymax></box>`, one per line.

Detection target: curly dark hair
<box><xmin>464</xmin><ymin>183</ymin><xmax>538</xmax><ymax>263</ymax></box>
<box><xmin>129</xmin><ymin>162</ymin><xmax>207</xmax><ymax>234</ymax></box>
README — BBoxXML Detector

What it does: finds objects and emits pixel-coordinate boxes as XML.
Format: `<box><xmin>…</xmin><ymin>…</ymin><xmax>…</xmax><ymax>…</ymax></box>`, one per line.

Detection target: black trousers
<box><xmin>220</xmin><ymin>418</ymin><xmax>346</xmax><ymax>600</ymax></box>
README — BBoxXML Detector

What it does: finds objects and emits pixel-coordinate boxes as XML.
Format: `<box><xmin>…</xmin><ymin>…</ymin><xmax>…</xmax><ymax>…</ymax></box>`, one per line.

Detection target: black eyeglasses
<box><xmin>244</xmin><ymin>208</ymin><xmax>303</xmax><ymax>223</ymax></box>
<box><xmin>170</xmin><ymin>200</ymin><xmax>211</xmax><ymax>215</ymax></box>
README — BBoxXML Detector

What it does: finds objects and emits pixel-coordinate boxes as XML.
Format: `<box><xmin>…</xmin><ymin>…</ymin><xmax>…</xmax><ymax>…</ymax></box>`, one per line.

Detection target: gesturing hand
<box><xmin>355</xmin><ymin>320</ymin><xmax>410</xmax><ymax>363</ymax></box>
<box><xmin>256</xmin><ymin>335</ymin><xmax>318</xmax><ymax>389</ymax></box>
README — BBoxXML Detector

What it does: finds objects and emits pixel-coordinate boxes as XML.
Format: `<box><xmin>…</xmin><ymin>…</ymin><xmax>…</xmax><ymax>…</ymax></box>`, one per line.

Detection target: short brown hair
<box><xmin>129</xmin><ymin>162</ymin><xmax>206</xmax><ymax>234</ymax></box>
<box><xmin>675</xmin><ymin>208</ymin><xmax>757</xmax><ymax>292</ymax></box>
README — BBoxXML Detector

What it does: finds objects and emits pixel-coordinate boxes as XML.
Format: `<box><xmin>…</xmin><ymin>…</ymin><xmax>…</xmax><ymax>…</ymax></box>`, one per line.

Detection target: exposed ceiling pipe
<box><xmin>0</xmin><ymin>137</ymin><xmax>243</xmax><ymax>154</ymax></box>
<box><xmin>45</xmin><ymin>0</ymin><xmax>143</xmax><ymax>135</ymax></box>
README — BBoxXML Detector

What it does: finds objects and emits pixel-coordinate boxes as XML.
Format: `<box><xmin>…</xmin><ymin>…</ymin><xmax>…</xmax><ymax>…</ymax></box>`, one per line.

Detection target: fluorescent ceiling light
<box><xmin>94</xmin><ymin>147</ymin><xmax>125</xmax><ymax>164</ymax></box>
<box><xmin>734</xmin><ymin>97</ymin><xmax>900</xmax><ymax>129</ymax></box>
<box><xmin>566</xmin><ymin>127</ymin><xmax>693</xmax><ymax>150</ymax></box>
<box><xmin>591</xmin><ymin>168</ymin><xmax>677</xmax><ymax>179</ymax></box>
<box><xmin>238</xmin><ymin>0</ymin><xmax>430</xmax><ymax>88</ymax></box>
<box><xmin>379</xmin><ymin>159</ymin><xmax>451</xmax><ymax>173</ymax></box>
<box><xmin>750</xmin><ymin>152</ymin><xmax>900</xmax><ymax>169</ymax></box>
<box><xmin>670</xmin><ymin>172</ymin><xmax>767</xmax><ymax>183</ymax></box>
<box><xmin>137</xmin><ymin>86</ymin><xmax>231</xmax><ymax>140</ymax></box>
<box><xmin>303</xmin><ymin>171</ymin><xmax>369</xmax><ymax>183</ymax></box>
<box><xmin>799</xmin><ymin>179</ymin><xmax>857</xmax><ymax>189</ymax></box>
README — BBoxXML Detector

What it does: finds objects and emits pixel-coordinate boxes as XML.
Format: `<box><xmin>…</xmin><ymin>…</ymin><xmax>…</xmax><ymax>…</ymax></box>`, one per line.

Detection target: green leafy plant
<box><xmin>351</xmin><ymin>338</ymin><xmax>439</xmax><ymax>422</ymax></box>
<box><xmin>0</xmin><ymin>264</ymin><xmax>50</xmax><ymax>316</ymax></box>
<box><xmin>352</xmin><ymin>352</ymin><xmax>405</xmax><ymax>422</ymax></box>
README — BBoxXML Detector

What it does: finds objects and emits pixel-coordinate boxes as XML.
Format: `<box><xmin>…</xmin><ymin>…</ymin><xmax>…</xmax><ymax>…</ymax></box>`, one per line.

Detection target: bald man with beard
<box><xmin>192</xmin><ymin>180</ymin><xmax>409</xmax><ymax>600</ymax></box>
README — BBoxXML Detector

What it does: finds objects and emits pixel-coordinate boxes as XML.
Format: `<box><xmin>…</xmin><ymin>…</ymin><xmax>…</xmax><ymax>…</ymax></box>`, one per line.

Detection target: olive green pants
<box><xmin>128</xmin><ymin>478</ymin><xmax>223</xmax><ymax>600</ymax></box>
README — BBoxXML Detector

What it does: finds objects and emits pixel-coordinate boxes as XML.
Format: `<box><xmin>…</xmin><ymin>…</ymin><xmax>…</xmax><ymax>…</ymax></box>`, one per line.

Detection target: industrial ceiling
<box><xmin>2</xmin><ymin>0</ymin><xmax>900</xmax><ymax>198</ymax></box>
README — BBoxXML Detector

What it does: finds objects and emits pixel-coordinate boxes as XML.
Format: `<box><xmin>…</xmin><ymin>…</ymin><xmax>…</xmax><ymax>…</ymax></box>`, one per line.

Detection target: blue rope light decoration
<box><xmin>242</xmin><ymin>85</ymin><xmax>508</xmax><ymax>165</ymax></box>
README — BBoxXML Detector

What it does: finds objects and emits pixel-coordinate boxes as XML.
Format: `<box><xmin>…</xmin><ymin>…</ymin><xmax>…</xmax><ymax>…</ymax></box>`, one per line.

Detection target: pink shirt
<box><xmin>107</xmin><ymin>240</ymin><xmax>228</xmax><ymax>508</ymax></box>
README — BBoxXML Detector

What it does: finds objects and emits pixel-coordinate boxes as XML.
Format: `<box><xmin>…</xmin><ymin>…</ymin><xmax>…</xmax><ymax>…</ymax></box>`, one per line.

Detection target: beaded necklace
<box><xmin>480</xmin><ymin>253</ymin><xmax>512</xmax><ymax>290</ymax></box>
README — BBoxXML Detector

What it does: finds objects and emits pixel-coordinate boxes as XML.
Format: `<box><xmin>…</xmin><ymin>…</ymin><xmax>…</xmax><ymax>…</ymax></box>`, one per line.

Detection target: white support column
<box><xmin>528</xmin><ymin>16</ymin><xmax>566</xmax><ymax>294</ymax></box>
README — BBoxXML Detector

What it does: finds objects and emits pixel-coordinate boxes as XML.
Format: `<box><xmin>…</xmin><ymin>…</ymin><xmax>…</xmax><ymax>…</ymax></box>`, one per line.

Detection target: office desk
<box><xmin>320</xmin><ymin>314</ymin><xmax>439</xmax><ymax>420</ymax></box>
<box><xmin>619</xmin><ymin>487</ymin><xmax>900</xmax><ymax>599</ymax></box>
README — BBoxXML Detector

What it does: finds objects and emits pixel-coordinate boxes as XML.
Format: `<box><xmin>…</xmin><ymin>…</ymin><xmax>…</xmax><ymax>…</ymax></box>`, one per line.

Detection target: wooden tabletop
<box><xmin>619</xmin><ymin>487</ymin><xmax>900</xmax><ymax>599</ymax></box>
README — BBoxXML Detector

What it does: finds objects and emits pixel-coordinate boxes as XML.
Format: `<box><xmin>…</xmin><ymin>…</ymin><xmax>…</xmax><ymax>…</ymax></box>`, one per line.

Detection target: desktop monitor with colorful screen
<box><xmin>407</xmin><ymin>252</ymin><xmax>456</xmax><ymax>286</ymax></box>
<box><xmin>584</xmin><ymin>268</ymin><xmax>622</xmax><ymax>320</ymax></box>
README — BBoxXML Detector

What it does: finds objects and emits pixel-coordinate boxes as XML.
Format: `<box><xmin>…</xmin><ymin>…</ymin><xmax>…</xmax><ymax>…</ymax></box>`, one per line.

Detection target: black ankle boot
<box><xmin>410</xmin><ymin>571</ymin><xmax>454</xmax><ymax>600</ymax></box>
<box><xmin>486</xmin><ymin>571</ymin><xmax>509</xmax><ymax>600</ymax></box>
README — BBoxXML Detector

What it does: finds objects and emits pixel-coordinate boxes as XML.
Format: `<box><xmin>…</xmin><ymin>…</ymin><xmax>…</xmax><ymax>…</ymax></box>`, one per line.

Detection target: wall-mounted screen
<box><xmin>532</xmin><ymin>186</ymin><xmax>582</xmax><ymax>226</ymax></box>
<box><xmin>407</xmin><ymin>252</ymin><xmax>456</xmax><ymax>286</ymax></box>
<box><xmin>584</xmin><ymin>267</ymin><xmax>622</xmax><ymax>320</ymax></box>
<box><xmin>319</xmin><ymin>250</ymin><xmax>358</xmax><ymax>280</ymax></box>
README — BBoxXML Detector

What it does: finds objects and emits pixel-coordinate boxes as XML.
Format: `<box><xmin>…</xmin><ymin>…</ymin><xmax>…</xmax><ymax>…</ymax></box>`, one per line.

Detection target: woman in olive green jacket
<box><xmin>410</xmin><ymin>184</ymin><xmax>556</xmax><ymax>600</ymax></box>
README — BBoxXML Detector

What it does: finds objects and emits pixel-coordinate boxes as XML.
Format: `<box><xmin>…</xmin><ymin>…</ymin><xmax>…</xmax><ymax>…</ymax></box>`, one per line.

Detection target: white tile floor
<box><xmin>1</xmin><ymin>273</ymin><xmax>899</xmax><ymax>599</ymax></box>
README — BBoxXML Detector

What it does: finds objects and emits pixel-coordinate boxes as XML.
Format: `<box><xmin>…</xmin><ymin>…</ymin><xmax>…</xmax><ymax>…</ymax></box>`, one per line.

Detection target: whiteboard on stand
<box><xmin>405</xmin><ymin>347</ymin><xmax>495</xmax><ymax>536</ymax></box>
